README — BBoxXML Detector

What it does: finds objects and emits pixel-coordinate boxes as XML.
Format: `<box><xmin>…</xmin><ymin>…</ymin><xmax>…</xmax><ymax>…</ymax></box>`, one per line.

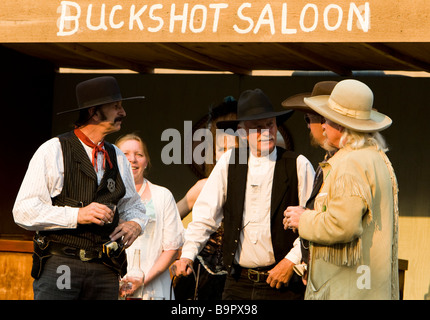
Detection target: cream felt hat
<box><xmin>304</xmin><ymin>79</ymin><xmax>392</xmax><ymax>132</ymax></box>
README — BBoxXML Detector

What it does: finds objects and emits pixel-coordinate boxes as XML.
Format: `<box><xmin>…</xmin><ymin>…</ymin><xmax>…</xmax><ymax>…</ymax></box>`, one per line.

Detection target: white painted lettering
<box><xmin>324</xmin><ymin>4</ymin><xmax>343</xmax><ymax>31</ymax></box>
<box><xmin>233</xmin><ymin>3</ymin><xmax>253</xmax><ymax>34</ymax></box>
<box><xmin>281</xmin><ymin>3</ymin><xmax>297</xmax><ymax>35</ymax></box>
<box><xmin>254</xmin><ymin>4</ymin><xmax>275</xmax><ymax>35</ymax></box>
<box><xmin>348</xmin><ymin>2</ymin><xmax>370</xmax><ymax>32</ymax></box>
<box><xmin>300</xmin><ymin>4</ymin><xmax>318</xmax><ymax>33</ymax></box>
<box><xmin>57</xmin><ymin>1</ymin><xmax>81</xmax><ymax>36</ymax></box>
<box><xmin>170</xmin><ymin>3</ymin><xmax>189</xmax><ymax>33</ymax></box>
<box><xmin>55</xmin><ymin>2</ymin><xmax>371</xmax><ymax>37</ymax></box>
<box><xmin>189</xmin><ymin>5</ymin><xmax>207</xmax><ymax>33</ymax></box>
<box><xmin>209</xmin><ymin>3</ymin><xmax>228</xmax><ymax>32</ymax></box>
<box><xmin>109</xmin><ymin>5</ymin><xmax>124</xmax><ymax>29</ymax></box>
<box><xmin>148</xmin><ymin>4</ymin><xmax>164</xmax><ymax>32</ymax></box>
<box><xmin>129</xmin><ymin>5</ymin><xmax>147</xmax><ymax>31</ymax></box>
<box><xmin>86</xmin><ymin>4</ymin><xmax>108</xmax><ymax>31</ymax></box>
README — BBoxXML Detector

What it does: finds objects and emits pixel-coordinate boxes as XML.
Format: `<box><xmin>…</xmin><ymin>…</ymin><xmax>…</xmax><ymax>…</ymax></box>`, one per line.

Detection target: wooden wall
<box><xmin>0</xmin><ymin>240</ymin><xmax>33</xmax><ymax>300</ymax></box>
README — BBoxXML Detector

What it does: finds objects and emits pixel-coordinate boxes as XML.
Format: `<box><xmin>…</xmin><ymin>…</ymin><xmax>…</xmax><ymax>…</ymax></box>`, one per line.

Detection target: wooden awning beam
<box><xmin>157</xmin><ymin>43</ymin><xmax>251</xmax><ymax>75</ymax></box>
<box><xmin>55</xmin><ymin>43</ymin><xmax>154</xmax><ymax>74</ymax></box>
<box><xmin>361</xmin><ymin>43</ymin><xmax>430</xmax><ymax>72</ymax></box>
<box><xmin>273</xmin><ymin>43</ymin><xmax>352</xmax><ymax>76</ymax></box>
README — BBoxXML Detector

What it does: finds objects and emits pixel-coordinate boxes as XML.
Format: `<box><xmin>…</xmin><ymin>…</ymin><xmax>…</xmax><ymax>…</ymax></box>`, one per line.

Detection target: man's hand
<box><xmin>267</xmin><ymin>258</ymin><xmax>295</xmax><ymax>289</ymax></box>
<box><xmin>110</xmin><ymin>221</ymin><xmax>141</xmax><ymax>248</ymax></box>
<box><xmin>78</xmin><ymin>202</ymin><xmax>114</xmax><ymax>225</ymax></box>
<box><xmin>283</xmin><ymin>206</ymin><xmax>306</xmax><ymax>231</ymax></box>
<box><xmin>171</xmin><ymin>258</ymin><xmax>194</xmax><ymax>277</ymax></box>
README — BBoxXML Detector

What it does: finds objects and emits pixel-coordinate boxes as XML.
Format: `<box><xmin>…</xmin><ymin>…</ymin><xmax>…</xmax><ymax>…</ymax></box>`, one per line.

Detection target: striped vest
<box><xmin>41</xmin><ymin>131</ymin><xmax>126</xmax><ymax>250</ymax></box>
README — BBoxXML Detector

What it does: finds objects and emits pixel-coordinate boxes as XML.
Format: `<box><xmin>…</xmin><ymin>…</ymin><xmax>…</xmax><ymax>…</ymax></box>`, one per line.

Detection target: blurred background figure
<box><xmin>174</xmin><ymin>97</ymin><xmax>238</xmax><ymax>300</ymax></box>
<box><xmin>282</xmin><ymin>81</ymin><xmax>338</xmax><ymax>279</ymax></box>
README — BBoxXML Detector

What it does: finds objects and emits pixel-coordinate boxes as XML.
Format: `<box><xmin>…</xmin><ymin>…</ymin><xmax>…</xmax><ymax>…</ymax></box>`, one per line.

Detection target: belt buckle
<box><xmin>248</xmin><ymin>269</ymin><xmax>260</xmax><ymax>283</ymax></box>
<box><xmin>79</xmin><ymin>249</ymin><xmax>92</xmax><ymax>262</ymax></box>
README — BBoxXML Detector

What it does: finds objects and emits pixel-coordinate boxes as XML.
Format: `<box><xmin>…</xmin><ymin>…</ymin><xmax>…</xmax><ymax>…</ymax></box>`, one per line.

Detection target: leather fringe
<box><xmin>312</xmin><ymin>238</ymin><xmax>362</xmax><ymax>267</ymax></box>
<box><xmin>312</xmin><ymin>173</ymin><xmax>370</xmax><ymax>267</ymax></box>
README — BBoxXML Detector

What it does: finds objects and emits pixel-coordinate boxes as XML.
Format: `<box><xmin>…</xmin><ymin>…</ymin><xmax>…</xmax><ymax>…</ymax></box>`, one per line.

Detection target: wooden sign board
<box><xmin>0</xmin><ymin>0</ymin><xmax>429</xmax><ymax>42</ymax></box>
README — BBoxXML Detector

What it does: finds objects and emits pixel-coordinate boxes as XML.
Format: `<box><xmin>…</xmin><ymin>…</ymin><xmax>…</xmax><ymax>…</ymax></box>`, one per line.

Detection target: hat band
<box><xmin>328</xmin><ymin>97</ymin><xmax>370</xmax><ymax>120</ymax></box>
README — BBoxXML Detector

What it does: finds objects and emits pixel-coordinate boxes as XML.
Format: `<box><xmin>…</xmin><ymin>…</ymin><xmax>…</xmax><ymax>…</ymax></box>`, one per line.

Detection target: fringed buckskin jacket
<box><xmin>299</xmin><ymin>145</ymin><xmax>399</xmax><ymax>300</ymax></box>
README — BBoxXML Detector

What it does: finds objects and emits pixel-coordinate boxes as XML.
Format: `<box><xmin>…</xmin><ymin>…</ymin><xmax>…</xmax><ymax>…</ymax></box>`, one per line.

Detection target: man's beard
<box><xmin>309</xmin><ymin>132</ymin><xmax>321</xmax><ymax>148</ymax></box>
<box><xmin>321</xmin><ymin>131</ymin><xmax>338</xmax><ymax>152</ymax></box>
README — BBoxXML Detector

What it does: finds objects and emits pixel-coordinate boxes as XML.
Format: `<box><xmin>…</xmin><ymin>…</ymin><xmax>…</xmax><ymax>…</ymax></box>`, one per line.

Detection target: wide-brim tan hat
<box><xmin>281</xmin><ymin>81</ymin><xmax>338</xmax><ymax>114</ymax></box>
<box><xmin>304</xmin><ymin>79</ymin><xmax>392</xmax><ymax>133</ymax></box>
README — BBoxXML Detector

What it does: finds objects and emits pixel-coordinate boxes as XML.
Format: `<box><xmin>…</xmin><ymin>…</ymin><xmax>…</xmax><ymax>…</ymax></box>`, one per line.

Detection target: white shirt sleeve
<box><xmin>283</xmin><ymin>155</ymin><xmax>315</xmax><ymax>264</ymax></box>
<box><xmin>285</xmin><ymin>237</ymin><xmax>302</xmax><ymax>265</ymax></box>
<box><xmin>180</xmin><ymin>149</ymin><xmax>231</xmax><ymax>261</ymax></box>
<box><xmin>114</xmin><ymin>145</ymin><xmax>148</xmax><ymax>233</ymax></box>
<box><xmin>13</xmin><ymin>138</ymin><xmax>79</xmax><ymax>231</ymax></box>
<box><xmin>12</xmin><ymin>139</ymin><xmax>147</xmax><ymax>232</ymax></box>
<box><xmin>296</xmin><ymin>154</ymin><xmax>316</xmax><ymax>207</ymax></box>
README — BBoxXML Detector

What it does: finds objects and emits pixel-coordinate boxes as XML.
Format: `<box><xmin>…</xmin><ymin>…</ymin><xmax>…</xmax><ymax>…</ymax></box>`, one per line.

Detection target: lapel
<box><xmin>96</xmin><ymin>142</ymin><xmax>117</xmax><ymax>193</ymax></box>
<box><xmin>230</xmin><ymin>148</ymin><xmax>249</xmax><ymax>226</ymax></box>
<box><xmin>270</xmin><ymin>147</ymin><xmax>288</xmax><ymax>220</ymax></box>
<box><xmin>70</xmin><ymin>132</ymin><xmax>98</xmax><ymax>181</ymax></box>
<box><xmin>306</xmin><ymin>166</ymin><xmax>323</xmax><ymax>208</ymax></box>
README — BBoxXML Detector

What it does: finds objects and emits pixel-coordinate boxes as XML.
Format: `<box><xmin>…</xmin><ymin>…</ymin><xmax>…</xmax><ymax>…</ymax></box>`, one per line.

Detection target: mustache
<box><xmin>114</xmin><ymin>116</ymin><xmax>125</xmax><ymax>123</ymax></box>
<box><xmin>258</xmin><ymin>135</ymin><xmax>275</xmax><ymax>142</ymax></box>
<box><xmin>258</xmin><ymin>133</ymin><xmax>275</xmax><ymax>139</ymax></box>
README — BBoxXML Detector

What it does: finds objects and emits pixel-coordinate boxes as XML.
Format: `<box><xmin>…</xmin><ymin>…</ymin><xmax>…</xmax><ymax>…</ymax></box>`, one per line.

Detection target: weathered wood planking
<box><xmin>0</xmin><ymin>0</ymin><xmax>430</xmax><ymax>43</ymax></box>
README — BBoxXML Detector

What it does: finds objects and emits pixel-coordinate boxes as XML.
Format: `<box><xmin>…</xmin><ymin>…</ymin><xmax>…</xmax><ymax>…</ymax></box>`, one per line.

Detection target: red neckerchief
<box><xmin>74</xmin><ymin>128</ymin><xmax>113</xmax><ymax>172</ymax></box>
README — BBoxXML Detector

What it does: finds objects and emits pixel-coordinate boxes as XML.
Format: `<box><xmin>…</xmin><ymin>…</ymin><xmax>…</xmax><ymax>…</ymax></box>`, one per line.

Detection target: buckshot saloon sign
<box><xmin>0</xmin><ymin>0</ymin><xmax>429</xmax><ymax>42</ymax></box>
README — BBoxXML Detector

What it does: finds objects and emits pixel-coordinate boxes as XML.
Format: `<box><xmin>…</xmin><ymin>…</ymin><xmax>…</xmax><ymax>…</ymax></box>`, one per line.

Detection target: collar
<box><xmin>249</xmin><ymin>147</ymin><xmax>277</xmax><ymax>164</ymax></box>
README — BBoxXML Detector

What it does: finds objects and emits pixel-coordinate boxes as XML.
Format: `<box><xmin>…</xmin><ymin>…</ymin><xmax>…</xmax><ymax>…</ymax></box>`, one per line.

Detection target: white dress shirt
<box><xmin>13</xmin><ymin>137</ymin><xmax>147</xmax><ymax>232</ymax></box>
<box><xmin>181</xmin><ymin>148</ymin><xmax>315</xmax><ymax>267</ymax></box>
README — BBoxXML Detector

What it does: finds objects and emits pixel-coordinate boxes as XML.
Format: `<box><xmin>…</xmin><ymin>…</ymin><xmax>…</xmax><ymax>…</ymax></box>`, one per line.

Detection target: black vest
<box><xmin>222</xmin><ymin>147</ymin><xmax>299</xmax><ymax>273</ymax></box>
<box><xmin>41</xmin><ymin>131</ymin><xmax>126</xmax><ymax>250</ymax></box>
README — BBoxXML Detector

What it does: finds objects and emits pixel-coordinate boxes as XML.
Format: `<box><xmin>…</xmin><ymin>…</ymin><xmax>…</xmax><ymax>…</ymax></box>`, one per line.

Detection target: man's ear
<box><xmin>88</xmin><ymin>106</ymin><xmax>98</xmax><ymax>120</ymax></box>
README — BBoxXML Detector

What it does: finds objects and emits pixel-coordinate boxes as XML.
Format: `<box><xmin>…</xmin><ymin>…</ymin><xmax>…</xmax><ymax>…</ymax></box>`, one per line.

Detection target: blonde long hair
<box><xmin>115</xmin><ymin>133</ymin><xmax>152</xmax><ymax>176</ymax></box>
<box><xmin>339</xmin><ymin>129</ymin><xmax>388</xmax><ymax>152</ymax></box>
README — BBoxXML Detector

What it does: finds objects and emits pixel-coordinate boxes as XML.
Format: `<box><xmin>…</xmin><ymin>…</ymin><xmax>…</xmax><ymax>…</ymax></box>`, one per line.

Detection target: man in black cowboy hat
<box><xmin>13</xmin><ymin>76</ymin><xmax>147</xmax><ymax>300</ymax></box>
<box><xmin>281</xmin><ymin>81</ymin><xmax>338</xmax><ymax>275</ymax></box>
<box><xmin>173</xmin><ymin>88</ymin><xmax>315</xmax><ymax>300</ymax></box>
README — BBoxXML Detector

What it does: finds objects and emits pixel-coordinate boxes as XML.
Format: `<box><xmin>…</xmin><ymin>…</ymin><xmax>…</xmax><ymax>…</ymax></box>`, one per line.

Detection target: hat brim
<box><xmin>57</xmin><ymin>96</ymin><xmax>145</xmax><ymax>115</ymax></box>
<box><xmin>216</xmin><ymin>110</ymin><xmax>294</xmax><ymax>131</ymax></box>
<box><xmin>281</xmin><ymin>92</ymin><xmax>311</xmax><ymax>110</ymax></box>
<box><xmin>304</xmin><ymin>95</ymin><xmax>392</xmax><ymax>132</ymax></box>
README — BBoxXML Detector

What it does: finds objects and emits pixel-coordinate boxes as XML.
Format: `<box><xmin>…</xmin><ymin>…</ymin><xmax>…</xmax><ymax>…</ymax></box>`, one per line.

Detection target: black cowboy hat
<box><xmin>216</xmin><ymin>88</ymin><xmax>293</xmax><ymax>131</ymax></box>
<box><xmin>57</xmin><ymin>76</ymin><xmax>145</xmax><ymax>115</ymax></box>
<box><xmin>281</xmin><ymin>81</ymin><xmax>338</xmax><ymax>114</ymax></box>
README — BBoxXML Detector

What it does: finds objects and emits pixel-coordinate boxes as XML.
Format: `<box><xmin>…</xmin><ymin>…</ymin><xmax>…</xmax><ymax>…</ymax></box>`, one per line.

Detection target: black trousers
<box><xmin>222</xmin><ymin>270</ymin><xmax>305</xmax><ymax>300</ymax></box>
<box><xmin>33</xmin><ymin>255</ymin><xmax>119</xmax><ymax>300</ymax></box>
